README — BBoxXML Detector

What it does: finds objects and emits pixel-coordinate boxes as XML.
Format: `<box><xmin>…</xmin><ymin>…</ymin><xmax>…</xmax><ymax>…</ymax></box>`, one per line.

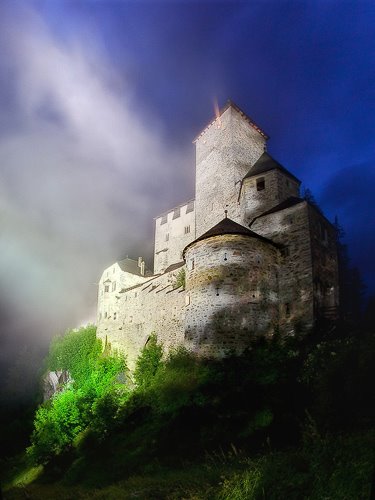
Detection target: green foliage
<box><xmin>27</xmin><ymin>326</ymin><xmax>127</xmax><ymax>464</ymax></box>
<box><xmin>133</xmin><ymin>333</ymin><xmax>163</xmax><ymax>389</ymax></box>
<box><xmin>148</xmin><ymin>346</ymin><xmax>214</xmax><ymax>415</ymax></box>
<box><xmin>45</xmin><ymin>325</ymin><xmax>101</xmax><ymax>386</ymax></box>
<box><xmin>218</xmin><ymin>430</ymin><xmax>374</xmax><ymax>500</ymax></box>
<box><xmin>173</xmin><ymin>268</ymin><xmax>185</xmax><ymax>290</ymax></box>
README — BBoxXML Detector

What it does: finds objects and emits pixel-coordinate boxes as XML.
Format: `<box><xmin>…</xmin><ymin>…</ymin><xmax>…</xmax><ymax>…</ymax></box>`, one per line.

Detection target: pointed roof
<box><xmin>193</xmin><ymin>100</ymin><xmax>269</xmax><ymax>143</ymax></box>
<box><xmin>243</xmin><ymin>152</ymin><xmax>301</xmax><ymax>184</ymax></box>
<box><xmin>183</xmin><ymin>217</ymin><xmax>278</xmax><ymax>257</ymax></box>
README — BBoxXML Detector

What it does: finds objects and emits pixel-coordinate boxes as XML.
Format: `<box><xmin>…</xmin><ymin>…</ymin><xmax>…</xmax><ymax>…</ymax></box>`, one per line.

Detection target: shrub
<box><xmin>134</xmin><ymin>333</ymin><xmax>163</xmax><ymax>389</ymax></box>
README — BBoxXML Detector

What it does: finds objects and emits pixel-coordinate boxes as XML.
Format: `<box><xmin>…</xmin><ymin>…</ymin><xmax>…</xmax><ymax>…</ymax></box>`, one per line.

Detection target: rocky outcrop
<box><xmin>43</xmin><ymin>370</ymin><xmax>71</xmax><ymax>401</ymax></box>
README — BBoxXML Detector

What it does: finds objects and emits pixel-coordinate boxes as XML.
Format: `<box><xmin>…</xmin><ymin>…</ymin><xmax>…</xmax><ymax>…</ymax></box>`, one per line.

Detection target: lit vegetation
<box><xmin>2</xmin><ymin>321</ymin><xmax>374</xmax><ymax>498</ymax></box>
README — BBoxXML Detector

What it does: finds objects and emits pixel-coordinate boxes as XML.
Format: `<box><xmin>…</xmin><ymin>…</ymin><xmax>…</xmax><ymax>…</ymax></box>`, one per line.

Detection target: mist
<box><xmin>0</xmin><ymin>4</ymin><xmax>193</xmax><ymax>375</ymax></box>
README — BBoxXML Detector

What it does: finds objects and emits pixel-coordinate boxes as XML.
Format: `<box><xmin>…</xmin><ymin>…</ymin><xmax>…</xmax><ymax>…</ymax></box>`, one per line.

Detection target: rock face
<box><xmin>96</xmin><ymin>101</ymin><xmax>339</xmax><ymax>369</ymax></box>
<box><xmin>43</xmin><ymin>370</ymin><xmax>71</xmax><ymax>401</ymax></box>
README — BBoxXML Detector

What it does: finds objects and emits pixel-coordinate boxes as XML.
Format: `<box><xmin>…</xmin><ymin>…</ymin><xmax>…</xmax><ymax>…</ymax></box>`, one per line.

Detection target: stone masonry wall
<box><xmin>97</xmin><ymin>265</ymin><xmax>187</xmax><ymax>370</ymax></box>
<box><xmin>184</xmin><ymin>234</ymin><xmax>280</xmax><ymax>357</ymax></box>
<box><xmin>154</xmin><ymin>200</ymin><xmax>196</xmax><ymax>274</ymax></box>
<box><xmin>195</xmin><ymin>106</ymin><xmax>266</xmax><ymax>237</ymax></box>
<box><xmin>241</xmin><ymin>170</ymin><xmax>300</xmax><ymax>224</ymax></box>
<box><xmin>307</xmin><ymin>205</ymin><xmax>339</xmax><ymax>319</ymax></box>
<box><xmin>251</xmin><ymin>201</ymin><xmax>315</xmax><ymax>332</ymax></box>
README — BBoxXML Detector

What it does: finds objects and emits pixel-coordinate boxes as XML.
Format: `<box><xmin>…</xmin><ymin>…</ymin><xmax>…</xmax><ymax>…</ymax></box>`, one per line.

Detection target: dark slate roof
<box><xmin>183</xmin><ymin>217</ymin><xmax>278</xmax><ymax>256</ymax></box>
<box><xmin>117</xmin><ymin>258</ymin><xmax>152</xmax><ymax>276</ymax></box>
<box><xmin>252</xmin><ymin>197</ymin><xmax>305</xmax><ymax>222</ymax></box>
<box><xmin>193</xmin><ymin>100</ymin><xmax>269</xmax><ymax>143</ymax></box>
<box><xmin>164</xmin><ymin>261</ymin><xmax>185</xmax><ymax>273</ymax></box>
<box><xmin>243</xmin><ymin>152</ymin><xmax>301</xmax><ymax>184</ymax></box>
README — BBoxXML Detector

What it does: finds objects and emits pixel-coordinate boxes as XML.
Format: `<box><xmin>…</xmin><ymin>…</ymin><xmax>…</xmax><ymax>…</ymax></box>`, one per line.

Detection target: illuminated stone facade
<box><xmin>97</xmin><ymin>101</ymin><xmax>339</xmax><ymax>369</ymax></box>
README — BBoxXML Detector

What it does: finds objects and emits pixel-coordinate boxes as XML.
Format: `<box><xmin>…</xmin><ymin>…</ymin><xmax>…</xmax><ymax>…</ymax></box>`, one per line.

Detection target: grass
<box><xmin>3</xmin><ymin>430</ymin><xmax>374</xmax><ymax>500</ymax></box>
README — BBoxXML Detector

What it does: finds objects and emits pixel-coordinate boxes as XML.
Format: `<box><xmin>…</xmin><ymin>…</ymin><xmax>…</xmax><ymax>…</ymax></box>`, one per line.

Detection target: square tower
<box><xmin>194</xmin><ymin>101</ymin><xmax>268</xmax><ymax>236</ymax></box>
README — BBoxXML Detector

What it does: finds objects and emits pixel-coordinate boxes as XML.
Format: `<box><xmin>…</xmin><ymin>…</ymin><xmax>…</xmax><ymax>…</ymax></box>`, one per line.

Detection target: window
<box><xmin>104</xmin><ymin>285</ymin><xmax>109</xmax><ymax>293</ymax></box>
<box><xmin>186</xmin><ymin>200</ymin><xmax>194</xmax><ymax>214</ymax></box>
<box><xmin>112</xmin><ymin>281</ymin><xmax>116</xmax><ymax>292</ymax></box>
<box><xmin>104</xmin><ymin>312</ymin><xmax>108</xmax><ymax>319</ymax></box>
<box><xmin>172</xmin><ymin>207</ymin><xmax>181</xmax><ymax>219</ymax></box>
<box><xmin>256</xmin><ymin>177</ymin><xmax>265</xmax><ymax>191</ymax></box>
<box><xmin>281</xmin><ymin>246</ymin><xmax>290</xmax><ymax>257</ymax></box>
<box><xmin>113</xmin><ymin>312</ymin><xmax>117</xmax><ymax>320</ymax></box>
<box><xmin>184</xmin><ymin>225</ymin><xmax>190</xmax><ymax>234</ymax></box>
<box><xmin>285</xmin><ymin>303</ymin><xmax>291</xmax><ymax>317</ymax></box>
<box><xmin>160</xmin><ymin>214</ymin><xmax>167</xmax><ymax>225</ymax></box>
<box><xmin>190</xmin><ymin>259</ymin><xmax>195</xmax><ymax>270</ymax></box>
<box><xmin>165</xmin><ymin>233</ymin><xmax>169</xmax><ymax>242</ymax></box>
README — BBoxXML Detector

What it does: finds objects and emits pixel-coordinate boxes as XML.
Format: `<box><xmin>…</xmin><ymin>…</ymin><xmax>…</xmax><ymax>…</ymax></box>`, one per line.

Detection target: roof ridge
<box><xmin>193</xmin><ymin>100</ymin><xmax>269</xmax><ymax>143</ymax></box>
<box><xmin>183</xmin><ymin>217</ymin><xmax>279</xmax><ymax>257</ymax></box>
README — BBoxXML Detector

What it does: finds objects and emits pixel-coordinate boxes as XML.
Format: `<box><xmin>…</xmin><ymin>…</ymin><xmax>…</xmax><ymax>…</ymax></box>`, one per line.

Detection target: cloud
<box><xmin>0</xmin><ymin>4</ymin><xmax>191</xmax><ymax>359</ymax></box>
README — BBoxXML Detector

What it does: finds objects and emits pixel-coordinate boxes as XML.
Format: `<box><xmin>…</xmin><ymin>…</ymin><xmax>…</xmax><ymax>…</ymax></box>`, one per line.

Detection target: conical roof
<box><xmin>183</xmin><ymin>217</ymin><xmax>278</xmax><ymax>257</ymax></box>
<box><xmin>243</xmin><ymin>152</ymin><xmax>300</xmax><ymax>184</ymax></box>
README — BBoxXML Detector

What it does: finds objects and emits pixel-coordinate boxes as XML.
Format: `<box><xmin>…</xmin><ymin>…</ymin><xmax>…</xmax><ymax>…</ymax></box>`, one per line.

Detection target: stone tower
<box><xmin>194</xmin><ymin>101</ymin><xmax>267</xmax><ymax>236</ymax></box>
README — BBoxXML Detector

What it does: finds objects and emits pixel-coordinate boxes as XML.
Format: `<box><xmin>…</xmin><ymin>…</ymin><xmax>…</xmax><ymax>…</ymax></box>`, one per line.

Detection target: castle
<box><xmin>97</xmin><ymin>101</ymin><xmax>339</xmax><ymax>369</ymax></box>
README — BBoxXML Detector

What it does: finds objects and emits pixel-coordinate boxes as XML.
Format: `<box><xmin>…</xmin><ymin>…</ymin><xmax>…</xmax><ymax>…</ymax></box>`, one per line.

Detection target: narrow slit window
<box><xmin>256</xmin><ymin>177</ymin><xmax>265</xmax><ymax>191</ymax></box>
<box><xmin>184</xmin><ymin>225</ymin><xmax>190</xmax><ymax>234</ymax></box>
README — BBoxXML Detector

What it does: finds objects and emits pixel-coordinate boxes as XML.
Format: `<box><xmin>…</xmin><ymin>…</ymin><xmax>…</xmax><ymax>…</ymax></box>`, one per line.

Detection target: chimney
<box><xmin>138</xmin><ymin>257</ymin><xmax>145</xmax><ymax>276</ymax></box>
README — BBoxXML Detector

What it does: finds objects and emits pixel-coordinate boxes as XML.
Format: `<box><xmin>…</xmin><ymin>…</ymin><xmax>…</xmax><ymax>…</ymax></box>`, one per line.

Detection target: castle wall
<box><xmin>250</xmin><ymin>201</ymin><xmax>315</xmax><ymax>331</ymax></box>
<box><xmin>96</xmin><ymin>102</ymin><xmax>340</xmax><ymax>366</ymax></box>
<box><xmin>184</xmin><ymin>234</ymin><xmax>280</xmax><ymax>356</ymax></box>
<box><xmin>97</xmin><ymin>265</ymin><xmax>187</xmax><ymax>370</ymax></box>
<box><xmin>307</xmin><ymin>205</ymin><xmax>339</xmax><ymax>319</ymax></box>
<box><xmin>154</xmin><ymin>200</ymin><xmax>196</xmax><ymax>274</ymax></box>
<box><xmin>195</xmin><ymin>106</ymin><xmax>266</xmax><ymax>236</ymax></box>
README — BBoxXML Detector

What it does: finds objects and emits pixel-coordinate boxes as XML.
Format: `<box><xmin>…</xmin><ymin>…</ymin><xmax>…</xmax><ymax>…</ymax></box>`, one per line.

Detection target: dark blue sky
<box><xmin>0</xmin><ymin>0</ymin><xmax>374</xmax><ymax>359</ymax></box>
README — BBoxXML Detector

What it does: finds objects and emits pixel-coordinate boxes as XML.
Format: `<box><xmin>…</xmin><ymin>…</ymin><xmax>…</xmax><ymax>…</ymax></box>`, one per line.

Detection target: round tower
<box><xmin>183</xmin><ymin>218</ymin><xmax>280</xmax><ymax>357</ymax></box>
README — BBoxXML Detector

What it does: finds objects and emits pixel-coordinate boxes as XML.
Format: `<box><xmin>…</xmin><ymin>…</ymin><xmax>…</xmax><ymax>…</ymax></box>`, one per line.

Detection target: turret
<box><xmin>183</xmin><ymin>217</ymin><xmax>280</xmax><ymax>357</ymax></box>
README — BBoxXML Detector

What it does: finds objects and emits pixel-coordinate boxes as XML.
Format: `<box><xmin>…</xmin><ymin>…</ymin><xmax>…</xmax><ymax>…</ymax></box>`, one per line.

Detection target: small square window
<box><xmin>256</xmin><ymin>177</ymin><xmax>265</xmax><ymax>191</ymax></box>
<box><xmin>104</xmin><ymin>285</ymin><xmax>109</xmax><ymax>293</ymax></box>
